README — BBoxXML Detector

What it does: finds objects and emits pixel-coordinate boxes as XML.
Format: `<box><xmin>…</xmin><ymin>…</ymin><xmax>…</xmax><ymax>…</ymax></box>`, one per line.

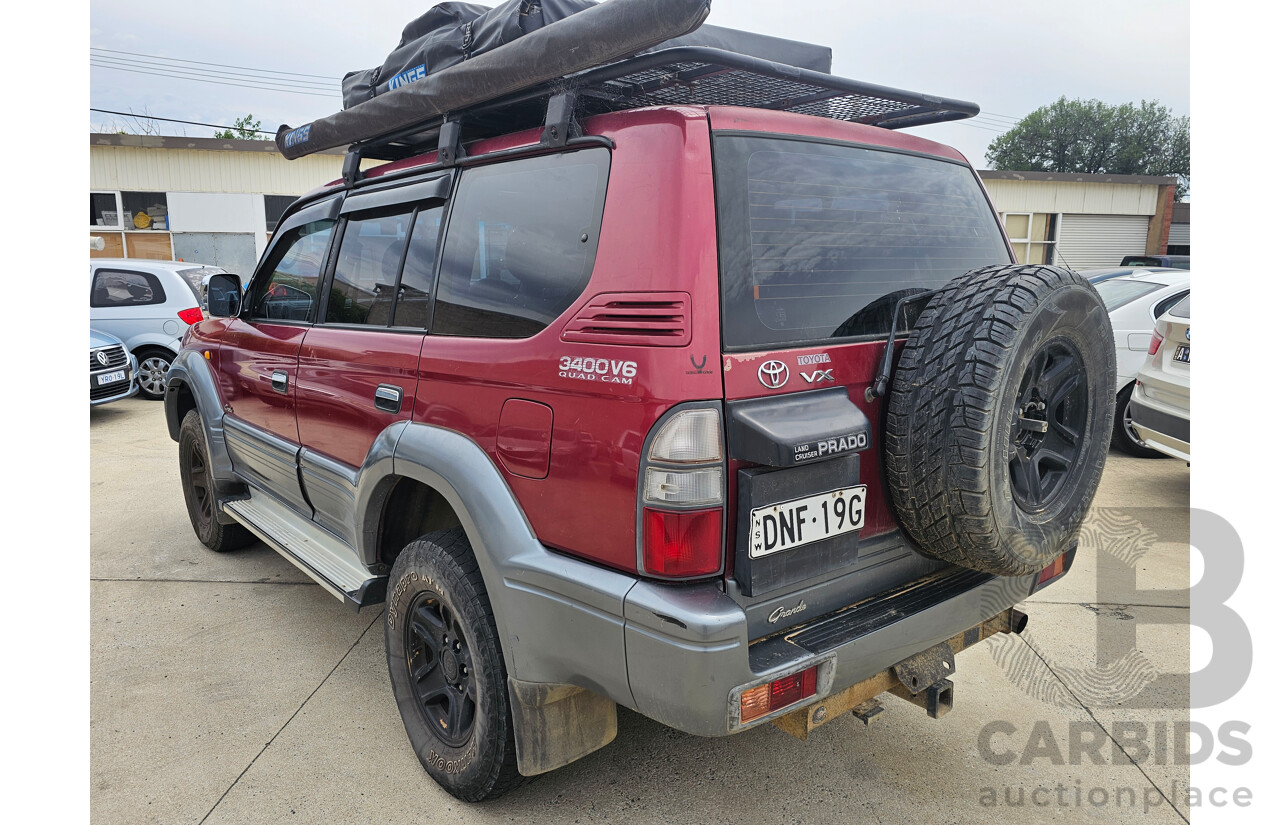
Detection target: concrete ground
<box><xmin>91</xmin><ymin>397</ymin><xmax>1190</xmax><ymax>824</ymax></box>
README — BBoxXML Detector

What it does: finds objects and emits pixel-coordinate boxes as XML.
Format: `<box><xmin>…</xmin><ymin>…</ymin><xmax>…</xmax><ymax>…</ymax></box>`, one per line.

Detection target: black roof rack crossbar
<box><xmin>347</xmin><ymin>46</ymin><xmax>979</xmax><ymax>163</ymax></box>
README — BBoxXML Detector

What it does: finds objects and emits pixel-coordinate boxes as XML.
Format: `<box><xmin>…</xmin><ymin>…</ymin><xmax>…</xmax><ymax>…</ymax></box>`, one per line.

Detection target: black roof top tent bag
<box><xmin>276</xmin><ymin>0</ymin><xmax>981</xmax><ymax>162</ymax></box>
<box><xmin>280</xmin><ymin>0</ymin><xmax>714</xmax><ymax>158</ymax></box>
<box><xmin>340</xmin><ymin>0</ymin><xmax>832</xmax><ymax>111</ymax></box>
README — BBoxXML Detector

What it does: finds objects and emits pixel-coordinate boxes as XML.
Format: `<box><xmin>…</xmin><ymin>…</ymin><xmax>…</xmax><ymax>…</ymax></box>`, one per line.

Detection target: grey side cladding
<box><xmin>380</xmin><ymin>422</ymin><xmax>639</xmax><ymax>711</ymax></box>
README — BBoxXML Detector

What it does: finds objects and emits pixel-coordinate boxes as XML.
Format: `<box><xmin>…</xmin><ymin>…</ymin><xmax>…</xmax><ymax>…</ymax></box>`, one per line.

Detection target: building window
<box><xmin>1002</xmin><ymin>212</ymin><xmax>1058</xmax><ymax>265</ymax></box>
<box><xmin>121</xmin><ymin>191</ymin><xmax>169</xmax><ymax>230</ymax></box>
<box><xmin>91</xmin><ymin>191</ymin><xmax>123</xmax><ymax>228</ymax></box>
<box><xmin>265</xmin><ymin>195</ymin><xmax>298</xmax><ymax>233</ymax></box>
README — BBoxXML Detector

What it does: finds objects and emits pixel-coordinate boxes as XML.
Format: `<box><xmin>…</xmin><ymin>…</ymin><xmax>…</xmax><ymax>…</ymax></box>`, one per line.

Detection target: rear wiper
<box><xmin>866</xmin><ymin>289</ymin><xmax>940</xmax><ymax>402</ymax></box>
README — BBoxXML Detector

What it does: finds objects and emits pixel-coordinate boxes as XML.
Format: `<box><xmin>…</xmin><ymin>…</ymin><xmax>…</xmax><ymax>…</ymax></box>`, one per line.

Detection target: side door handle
<box><xmin>374</xmin><ymin>384</ymin><xmax>403</xmax><ymax>413</ymax></box>
<box><xmin>271</xmin><ymin>370</ymin><xmax>289</xmax><ymax>394</ymax></box>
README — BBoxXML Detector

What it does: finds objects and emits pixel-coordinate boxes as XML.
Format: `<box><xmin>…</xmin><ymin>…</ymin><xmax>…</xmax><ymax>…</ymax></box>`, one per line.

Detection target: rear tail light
<box><xmin>648</xmin><ymin>409</ymin><xmax>722</xmax><ymax>463</ymax></box>
<box><xmin>739</xmin><ymin>666</ymin><xmax>819</xmax><ymax>723</ymax></box>
<box><xmin>640</xmin><ymin>406</ymin><xmax>725</xmax><ymax>578</ymax></box>
<box><xmin>1033</xmin><ymin>553</ymin><xmax>1068</xmax><ymax>591</ymax></box>
<box><xmin>642</xmin><ymin>508</ymin><xmax>722</xmax><ymax>577</ymax></box>
<box><xmin>1147</xmin><ymin>328</ymin><xmax>1164</xmax><ymax>356</ymax></box>
<box><xmin>178</xmin><ymin>307</ymin><xmax>204</xmax><ymax>325</ymax></box>
<box><xmin>644</xmin><ymin>468</ymin><xmax>722</xmax><ymax>507</ymax></box>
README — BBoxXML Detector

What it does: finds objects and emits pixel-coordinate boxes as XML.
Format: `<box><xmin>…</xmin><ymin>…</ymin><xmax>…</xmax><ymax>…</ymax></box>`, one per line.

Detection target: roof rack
<box><xmin>347</xmin><ymin>47</ymin><xmax>979</xmax><ymax>167</ymax></box>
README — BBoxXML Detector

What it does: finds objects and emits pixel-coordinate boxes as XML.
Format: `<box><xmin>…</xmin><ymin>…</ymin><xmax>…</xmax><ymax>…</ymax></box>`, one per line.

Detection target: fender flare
<box><xmin>164</xmin><ymin>349</ymin><xmax>238</xmax><ymax>493</ymax></box>
<box><xmin>360</xmin><ymin>421</ymin><xmax>638</xmax><ymax>711</ymax></box>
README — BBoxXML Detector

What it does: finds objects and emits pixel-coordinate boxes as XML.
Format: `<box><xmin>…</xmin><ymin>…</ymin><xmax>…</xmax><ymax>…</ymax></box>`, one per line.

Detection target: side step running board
<box><xmin>223</xmin><ymin>495</ymin><xmax>386</xmax><ymax>611</ymax></box>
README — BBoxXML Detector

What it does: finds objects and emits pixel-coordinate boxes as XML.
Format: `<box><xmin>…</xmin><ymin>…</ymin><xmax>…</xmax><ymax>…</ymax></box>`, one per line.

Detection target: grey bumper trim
<box><xmin>619</xmin><ymin>568</ymin><xmax>1035</xmax><ymax>737</ymax></box>
<box><xmin>1130</xmin><ymin>400</ymin><xmax>1190</xmax><ymax>444</ymax></box>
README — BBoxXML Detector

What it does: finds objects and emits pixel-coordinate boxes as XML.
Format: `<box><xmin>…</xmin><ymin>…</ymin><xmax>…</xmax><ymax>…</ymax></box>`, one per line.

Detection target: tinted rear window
<box><xmin>1094</xmin><ymin>279</ymin><xmax>1164</xmax><ymax>311</ymax></box>
<box><xmin>1169</xmin><ymin>294</ymin><xmax>1191</xmax><ymax>318</ymax></box>
<box><xmin>714</xmin><ymin>136</ymin><xmax>1011</xmax><ymax>350</ymax></box>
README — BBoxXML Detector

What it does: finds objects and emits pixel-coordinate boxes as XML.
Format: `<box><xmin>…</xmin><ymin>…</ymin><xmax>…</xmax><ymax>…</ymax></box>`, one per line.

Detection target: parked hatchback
<box><xmin>89</xmin><ymin>260</ymin><xmax>225</xmax><ymax>399</ymax></box>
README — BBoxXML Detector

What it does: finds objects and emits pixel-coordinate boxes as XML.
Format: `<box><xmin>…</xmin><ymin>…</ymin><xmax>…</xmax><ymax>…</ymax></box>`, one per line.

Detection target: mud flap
<box><xmin>508</xmin><ymin>678</ymin><xmax>617</xmax><ymax>776</ymax></box>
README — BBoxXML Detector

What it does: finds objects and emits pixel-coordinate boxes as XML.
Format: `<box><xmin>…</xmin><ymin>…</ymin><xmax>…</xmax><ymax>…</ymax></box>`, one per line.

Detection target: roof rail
<box><xmin>342</xmin><ymin>46</ymin><xmax>979</xmax><ymax>171</ymax></box>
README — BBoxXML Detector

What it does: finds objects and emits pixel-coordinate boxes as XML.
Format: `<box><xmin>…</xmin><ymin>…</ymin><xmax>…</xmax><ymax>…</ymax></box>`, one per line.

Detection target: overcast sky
<box><xmin>88</xmin><ymin>0</ymin><xmax>1189</xmax><ymax>168</ymax></box>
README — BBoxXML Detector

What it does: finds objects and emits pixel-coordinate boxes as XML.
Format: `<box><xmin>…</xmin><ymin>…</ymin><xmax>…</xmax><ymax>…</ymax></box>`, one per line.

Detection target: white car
<box><xmin>1129</xmin><ymin>294</ymin><xmax>1191</xmax><ymax>462</ymax></box>
<box><xmin>1086</xmin><ymin>268</ymin><xmax>1191</xmax><ymax>457</ymax></box>
<box><xmin>89</xmin><ymin>260</ymin><xmax>226</xmax><ymax>400</ymax></box>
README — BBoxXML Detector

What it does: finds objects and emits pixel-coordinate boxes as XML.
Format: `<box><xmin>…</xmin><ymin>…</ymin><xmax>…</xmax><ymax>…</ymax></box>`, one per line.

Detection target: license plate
<box><xmin>1173</xmin><ymin>345</ymin><xmax>1190</xmax><ymax>363</ymax></box>
<box><xmin>96</xmin><ymin>370</ymin><xmax>127</xmax><ymax>385</ymax></box>
<box><xmin>749</xmin><ymin>485</ymin><xmax>866</xmax><ymax>559</ymax></box>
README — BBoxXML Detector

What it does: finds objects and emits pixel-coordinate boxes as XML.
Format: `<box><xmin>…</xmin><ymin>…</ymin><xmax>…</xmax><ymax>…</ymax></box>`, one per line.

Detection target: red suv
<box><xmin>166</xmin><ymin>45</ymin><xmax>1114</xmax><ymax>801</ymax></box>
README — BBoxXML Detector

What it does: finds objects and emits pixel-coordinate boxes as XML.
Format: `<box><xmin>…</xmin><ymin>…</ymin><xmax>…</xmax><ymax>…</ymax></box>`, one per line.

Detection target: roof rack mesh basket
<box><xmin>345</xmin><ymin>47</ymin><xmax>979</xmax><ymax>162</ymax></box>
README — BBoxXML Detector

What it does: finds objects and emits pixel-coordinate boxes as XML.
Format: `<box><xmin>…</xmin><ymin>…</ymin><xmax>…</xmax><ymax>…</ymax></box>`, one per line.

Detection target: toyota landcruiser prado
<box><xmin>165</xmin><ymin>14</ymin><xmax>1114</xmax><ymax>801</ymax></box>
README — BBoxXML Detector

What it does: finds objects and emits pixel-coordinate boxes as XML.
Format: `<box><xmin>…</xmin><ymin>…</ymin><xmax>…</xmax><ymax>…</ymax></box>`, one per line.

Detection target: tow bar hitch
<box><xmin>772</xmin><ymin>607</ymin><xmax>1028</xmax><ymax>740</ymax></box>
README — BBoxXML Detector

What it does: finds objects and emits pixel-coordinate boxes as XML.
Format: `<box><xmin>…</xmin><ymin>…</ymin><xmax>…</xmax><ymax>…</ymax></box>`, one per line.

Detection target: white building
<box><xmin>90</xmin><ymin>133</ymin><xmax>353</xmax><ymax>274</ymax></box>
<box><xmin>978</xmin><ymin>170</ymin><xmax>1180</xmax><ymax>270</ymax></box>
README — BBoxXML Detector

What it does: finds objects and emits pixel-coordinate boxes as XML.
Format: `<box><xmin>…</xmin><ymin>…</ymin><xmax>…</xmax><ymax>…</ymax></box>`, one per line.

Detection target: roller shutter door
<box><xmin>1057</xmin><ymin>214</ymin><xmax>1151</xmax><ymax>270</ymax></box>
<box><xmin>1168</xmin><ymin>223</ymin><xmax>1190</xmax><ymax>246</ymax></box>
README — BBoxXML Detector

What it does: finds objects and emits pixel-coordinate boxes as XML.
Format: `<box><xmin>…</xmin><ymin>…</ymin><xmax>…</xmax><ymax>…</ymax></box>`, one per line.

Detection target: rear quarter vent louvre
<box><xmin>562</xmin><ymin>292</ymin><xmax>691</xmax><ymax>347</ymax></box>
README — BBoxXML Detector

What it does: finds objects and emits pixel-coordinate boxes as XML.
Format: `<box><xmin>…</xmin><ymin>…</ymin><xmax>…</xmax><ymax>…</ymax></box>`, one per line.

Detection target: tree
<box><xmin>213</xmin><ymin>114</ymin><xmax>268</xmax><ymax>141</ymax></box>
<box><xmin>985</xmin><ymin>98</ymin><xmax>1190</xmax><ymax>199</ymax></box>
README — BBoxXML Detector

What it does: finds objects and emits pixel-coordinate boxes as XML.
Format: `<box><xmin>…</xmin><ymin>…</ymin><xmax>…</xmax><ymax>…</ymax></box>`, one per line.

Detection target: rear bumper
<box><xmin>504</xmin><ymin>540</ymin><xmax>1047</xmax><ymax>738</ymax></box>
<box><xmin>620</xmin><ymin>566</ymin><xmax>1040</xmax><ymax>736</ymax></box>
<box><xmin>1130</xmin><ymin>384</ymin><xmax>1190</xmax><ymax>461</ymax></box>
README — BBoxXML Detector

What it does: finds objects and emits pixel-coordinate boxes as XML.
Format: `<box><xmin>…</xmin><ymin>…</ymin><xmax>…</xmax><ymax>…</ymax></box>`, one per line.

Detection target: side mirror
<box><xmin>206</xmin><ymin>273</ymin><xmax>243</xmax><ymax>317</ymax></box>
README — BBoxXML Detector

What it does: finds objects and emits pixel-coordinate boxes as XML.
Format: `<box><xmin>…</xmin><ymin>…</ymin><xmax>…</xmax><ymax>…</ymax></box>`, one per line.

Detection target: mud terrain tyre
<box><xmin>884</xmin><ymin>265</ymin><xmax>1115</xmax><ymax>576</ymax></box>
<box><xmin>385</xmin><ymin>528</ymin><xmax>524</xmax><ymax>802</ymax></box>
<box><xmin>178</xmin><ymin>410</ymin><xmax>255</xmax><ymax>553</ymax></box>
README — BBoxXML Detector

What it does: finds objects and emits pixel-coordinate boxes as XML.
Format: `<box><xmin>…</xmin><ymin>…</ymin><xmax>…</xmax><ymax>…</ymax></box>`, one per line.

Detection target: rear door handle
<box><xmin>374</xmin><ymin>384</ymin><xmax>403</xmax><ymax>413</ymax></box>
<box><xmin>271</xmin><ymin>370</ymin><xmax>288</xmax><ymax>394</ymax></box>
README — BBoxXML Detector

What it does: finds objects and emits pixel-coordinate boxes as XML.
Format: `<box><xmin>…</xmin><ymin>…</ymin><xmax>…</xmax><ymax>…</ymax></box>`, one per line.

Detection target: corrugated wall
<box><xmin>90</xmin><ymin>146</ymin><xmax>347</xmax><ymax>195</ymax></box>
<box><xmin>983</xmin><ymin>179</ymin><xmax>1160</xmax><ymax>216</ymax></box>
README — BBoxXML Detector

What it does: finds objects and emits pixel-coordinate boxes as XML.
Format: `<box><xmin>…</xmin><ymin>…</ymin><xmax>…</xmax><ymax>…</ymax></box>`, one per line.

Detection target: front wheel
<box><xmin>178</xmin><ymin>410</ymin><xmax>255</xmax><ymax>552</ymax></box>
<box><xmin>385</xmin><ymin>528</ymin><xmax>524</xmax><ymax>802</ymax></box>
<box><xmin>136</xmin><ymin>349</ymin><xmax>175</xmax><ymax>400</ymax></box>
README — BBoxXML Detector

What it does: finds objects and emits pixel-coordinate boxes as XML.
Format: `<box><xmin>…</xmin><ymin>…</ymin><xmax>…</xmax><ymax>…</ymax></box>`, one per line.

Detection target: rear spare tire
<box><xmin>884</xmin><ymin>265</ymin><xmax>1115</xmax><ymax>576</ymax></box>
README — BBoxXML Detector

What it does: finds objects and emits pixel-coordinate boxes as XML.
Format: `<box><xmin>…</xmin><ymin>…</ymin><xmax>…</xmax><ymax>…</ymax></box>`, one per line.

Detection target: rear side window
<box><xmin>91</xmin><ymin>269</ymin><xmax>166</xmax><ymax>307</ymax></box>
<box><xmin>432</xmin><ymin>148</ymin><xmax>609</xmax><ymax>339</ymax></box>
<box><xmin>249</xmin><ymin>219</ymin><xmax>335</xmax><ymax>322</ymax></box>
<box><xmin>177</xmin><ymin>267</ymin><xmax>215</xmax><ymax>303</ymax></box>
<box><xmin>326</xmin><ymin>207</ymin><xmax>413</xmax><ymax>326</ymax></box>
<box><xmin>714</xmin><ymin>136</ymin><xmax>1011</xmax><ymax>350</ymax></box>
<box><xmin>1154</xmin><ymin>290</ymin><xmax>1189</xmax><ymax>319</ymax></box>
<box><xmin>395</xmin><ymin>206</ymin><xmax>444</xmax><ymax>328</ymax></box>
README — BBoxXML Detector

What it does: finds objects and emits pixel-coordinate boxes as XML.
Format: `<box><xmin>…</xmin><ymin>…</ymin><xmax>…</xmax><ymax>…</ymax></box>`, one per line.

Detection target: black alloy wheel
<box><xmin>182</xmin><ymin>434</ymin><xmax>213</xmax><ymax>535</ymax></box>
<box><xmin>405</xmin><ymin>589</ymin><xmax>478</xmax><ymax>748</ymax></box>
<box><xmin>1009</xmin><ymin>338</ymin><xmax>1088</xmax><ymax>512</ymax></box>
<box><xmin>385</xmin><ymin>529</ymin><xmax>523</xmax><ymax>801</ymax></box>
<box><xmin>177</xmin><ymin>410</ymin><xmax>255</xmax><ymax>553</ymax></box>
